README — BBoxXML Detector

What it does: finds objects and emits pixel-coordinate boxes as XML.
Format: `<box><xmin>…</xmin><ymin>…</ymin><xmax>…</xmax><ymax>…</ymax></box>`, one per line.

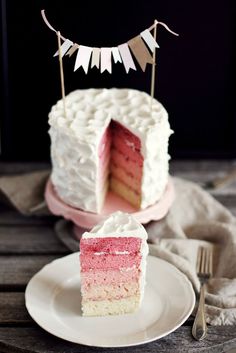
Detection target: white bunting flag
<box><xmin>54</xmin><ymin>38</ymin><xmax>73</xmax><ymax>57</ymax></box>
<box><xmin>118</xmin><ymin>43</ymin><xmax>136</xmax><ymax>73</ymax></box>
<box><xmin>91</xmin><ymin>48</ymin><xmax>100</xmax><ymax>69</ymax></box>
<box><xmin>112</xmin><ymin>47</ymin><xmax>122</xmax><ymax>63</ymax></box>
<box><xmin>74</xmin><ymin>45</ymin><xmax>93</xmax><ymax>73</ymax></box>
<box><xmin>141</xmin><ymin>29</ymin><xmax>159</xmax><ymax>52</ymax></box>
<box><xmin>101</xmin><ymin>48</ymin><xmax>112</xmax><ymax>73</ymax></box>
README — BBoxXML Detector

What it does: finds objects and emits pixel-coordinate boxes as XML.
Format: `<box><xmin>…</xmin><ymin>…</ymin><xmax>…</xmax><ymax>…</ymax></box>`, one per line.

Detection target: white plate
<box><xmin>25</xmin><ymin>253</ymin><xmax>195</xmax><ymax>348</ymax></box>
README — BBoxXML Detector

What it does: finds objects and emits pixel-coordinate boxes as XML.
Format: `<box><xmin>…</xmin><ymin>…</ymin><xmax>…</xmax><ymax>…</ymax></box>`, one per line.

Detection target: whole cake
<box><xmin>49</xmin><ymin>88</ymin><xmax>172</xmax><ymax>213</ymax></box>
<box><xmin>79</xmin><ymin>211</ymin><xmax>148</xmax><ymax>316</ymax></box>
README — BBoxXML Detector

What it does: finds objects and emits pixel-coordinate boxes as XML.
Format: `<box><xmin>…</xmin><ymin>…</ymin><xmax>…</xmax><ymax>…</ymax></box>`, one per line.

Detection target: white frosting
<box><xmin>49</xmin><ymin>88</ymin><xmax>172</xmax><ymax>212</ymax></box>
<box><xmin>82</xmin><ymin>211</ymin><xmax>148</xmax><ymax>240</ymax></box>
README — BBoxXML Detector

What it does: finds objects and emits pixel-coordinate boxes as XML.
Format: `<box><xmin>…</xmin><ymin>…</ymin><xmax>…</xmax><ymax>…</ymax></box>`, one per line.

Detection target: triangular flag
<box><xmin>74</xmin><ymin>45</ymin><xmax>93</xmax><ymax>73</ymax></box>
<box><xmin>141</xmin><ymin>29</ymin><xmax>159</xmax><ymax>52</ymax></box>
<box><xmin>54</xmin><ymin>39</ymin><xmax>73</xmax><ymax>57</ymax></box>
<box><xmin>118</xmin><ymin>43</ymin><xmax>136</xmax><ymax>73</ymax></box>
<box><xmin>112</xmin><ymin>47</ymin><xmax>122</xmax><ymax>63</ymax></box>
<box><xmin>91</xmin><ymin>48</ymin><xmax>100</xmax><ymax>68</ymax></box>
<box><xmin>101</xmin><ymin>48</ymin><xmax>112</xmax><ymax>73</ymax></box>
<box><xmin>128</xmin><ymin>35</ymin><xmax>153</xmax><ymax>71</ymax></box>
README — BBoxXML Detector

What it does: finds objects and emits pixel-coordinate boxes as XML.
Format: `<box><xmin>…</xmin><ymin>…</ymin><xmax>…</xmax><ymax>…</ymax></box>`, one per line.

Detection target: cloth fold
<box><xmin>0</xmin><ymin>171</ymin><xmax>236</xmax><ymax>325</ymax></box>
<box><xmin>0</xmin><ymin>170</ymin><xmax>50</xmax><ymax>216</ymax></box>
<box><xmin>146</xmin><ymin>178</ymin><xmax>236</xmax><ymax>325</ymax></box>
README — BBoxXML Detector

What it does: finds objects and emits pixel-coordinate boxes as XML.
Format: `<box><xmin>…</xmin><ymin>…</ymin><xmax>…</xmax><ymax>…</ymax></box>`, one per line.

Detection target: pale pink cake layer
<box><xmin>81</xmin><ymin>281</ymin><xmax>140</xmax><ymax>300</ymax></box>
<box><xmin>110</xmin><ymin>163</ymin><xmax>141</xmax><ymax>193</ymax></box>
<box><xmin>80</xmin><ymin>253</ymin><xmax>141</xmax><ymax>272</ymax></box>
<box><xmin>80</xmin><ymin>237</ymin><xmax>141</xmax><ymax>254</ymax></box>
<box><xmin>81</xmin><ymin>268</ymin><xmax>140</xmax><ymax>288</ymax></box>
<box><xmin>111</xmin><ymin>149</ymin><xmax>143</xmax><ymax>179</ymax></box>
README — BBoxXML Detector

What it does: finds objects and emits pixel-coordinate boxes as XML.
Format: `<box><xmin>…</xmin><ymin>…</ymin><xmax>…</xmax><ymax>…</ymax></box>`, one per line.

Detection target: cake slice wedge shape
<box><xmin>80</xmin><ymin>211</ymin><xmax>149</xmax><ymax>316</ymax></box>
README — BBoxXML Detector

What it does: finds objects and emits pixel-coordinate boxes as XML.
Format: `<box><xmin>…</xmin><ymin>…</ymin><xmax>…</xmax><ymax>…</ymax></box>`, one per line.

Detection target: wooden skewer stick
<box><xmin>150</xmin><ymin>20</ymin><xmax>158</xmax><ymax>113</ymax></box>
<box><xmin>57</xmin><ymin>31</ymin><xmax>67</xmax><ymax>118</ymax></box>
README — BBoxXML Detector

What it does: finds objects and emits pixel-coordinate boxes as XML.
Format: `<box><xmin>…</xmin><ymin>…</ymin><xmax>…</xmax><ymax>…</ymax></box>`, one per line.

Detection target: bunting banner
<box><xmin>41</xmin><ymin>10</ymin><xmax>178</xmax><ymax>75</ymax></box>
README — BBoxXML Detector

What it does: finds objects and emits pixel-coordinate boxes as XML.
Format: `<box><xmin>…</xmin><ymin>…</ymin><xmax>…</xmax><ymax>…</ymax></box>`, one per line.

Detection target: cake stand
<box><xmin>45</xmin><ymin>177</ymin><xmax>175</xmax><ymax>239</ymax></box>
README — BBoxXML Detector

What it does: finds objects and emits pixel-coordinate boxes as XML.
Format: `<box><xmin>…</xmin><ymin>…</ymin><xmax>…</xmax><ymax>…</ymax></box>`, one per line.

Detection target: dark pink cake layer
<box><xmin>111</xmin><ymin>121</ymin><xmax>141</xmax><ymax>150</ymax></box>
<box><xmin>80</xmin><ymin>253</ymin><xmax>141</xmax><ymax>272</ymax></box>
<box><xmin>80</xmin><ymin>237</ymin><xmax>141</xmax><ymax>254</ymax></box>
<box><xmin>81</xmin><ymin>268</ymin><xmax>140</xmax><ymax>288</ymax></box>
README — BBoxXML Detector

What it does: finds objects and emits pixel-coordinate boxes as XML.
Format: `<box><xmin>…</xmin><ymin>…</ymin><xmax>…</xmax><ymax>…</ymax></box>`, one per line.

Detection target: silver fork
<box><xmin>192</xmin><ymin>246</ymin><xmax>213</xmax><ymax>341</ymax></box>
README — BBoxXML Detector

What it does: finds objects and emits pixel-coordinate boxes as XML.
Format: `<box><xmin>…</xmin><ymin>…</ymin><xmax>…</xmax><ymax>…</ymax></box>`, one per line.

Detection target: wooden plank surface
<box><xmin>0</xmin><ymin>208</ymin><xmax>55</xmax><ymax>226</ymax></box>
<box><xmin>0</xmin><ymin>293</ymin><xmax>31</xmax><ymax>324</ymax></box>
<box><xmin>0</xmin><ymin>326</ymin><xmax>235</xmax><ymax>353</ymax></box>
<box><xmin>0</xmin><ymin>161</ymin><xmax>236</xmax><ymax>353</ymax></box>
<box><xmin>0</xmin><ymin>226</ymin><xmax>69</xmax><ymax>254</ymax></box>
<box><xmin>0</xmin><ymin>255</ymin><xmax>59</xmax><ymax>288</ymax></box>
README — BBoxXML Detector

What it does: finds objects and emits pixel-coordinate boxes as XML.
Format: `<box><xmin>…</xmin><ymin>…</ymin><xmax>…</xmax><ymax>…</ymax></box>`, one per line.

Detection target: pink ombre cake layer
<box><xmin>79</xmin><ymin>211</ymin><xmax>148</xmax><ymax>316</ymax></box>
<box><xmin>111</xmin><ymin>121</ymin><xmax>141</xmax><ymax>150</ymax></box>
<box><xmin>110</xmin><ymin>149</ymin><xmax>143</xmax><ymax>178</ymax></box>
<box><xmin>109</xmin><ymin>121</ymin><xmax>143</xmax><ymax>207</ymax></box>
<box><xmin>112</xmin><ymin>135</ymin><xmax>143</xmax><ymax>164</ymax></box>
<box><xmin>80</xmin><ymin>253</ymin><xmax>141</xmax><ymax>272</ymax></box>
<box><xmin>81</xmin><ymin>268</ymin><xmax>140</xmax><ymax>288</ymax></box>
<box><xmin>80</xmin><ymin>237</ymin><xmax>141</xmax><ymax>254</ymax></box>
<box><xmin>110</xmin><ymin>163</ymin><xmax>141</xmax><ymax>193</ymax></box>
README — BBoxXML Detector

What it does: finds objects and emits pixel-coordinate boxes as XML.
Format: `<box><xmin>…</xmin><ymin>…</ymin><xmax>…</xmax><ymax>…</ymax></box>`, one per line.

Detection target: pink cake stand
<box><xmin>45</xmin><ymin>177</ymin><xmax>175</xmax><ymax>234</ymax></box>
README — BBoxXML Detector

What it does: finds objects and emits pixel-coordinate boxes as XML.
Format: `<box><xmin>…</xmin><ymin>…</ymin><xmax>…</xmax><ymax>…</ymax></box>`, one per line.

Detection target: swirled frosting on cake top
<box><xmin>49</xmin><ymin>88</ymin><xmax>172</xmax><ymax>213</ymax></box>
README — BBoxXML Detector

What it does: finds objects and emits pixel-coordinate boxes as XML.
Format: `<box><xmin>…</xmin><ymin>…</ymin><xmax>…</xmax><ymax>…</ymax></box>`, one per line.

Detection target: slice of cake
<box><xmin>79</xmin><ymin>211</ymin><xmax>149</xmax><ymax>316</ymax></box>
<box><xmin>49</xmin><ymin>88</ymin><xmax>172</xmax><ymax>213</ymax></box>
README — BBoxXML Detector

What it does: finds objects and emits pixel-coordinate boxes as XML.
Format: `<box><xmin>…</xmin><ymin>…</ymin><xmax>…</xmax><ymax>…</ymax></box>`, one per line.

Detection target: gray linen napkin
<box><xmin>0</xmin><ymin>171</ymin><xmax>235</xmax><ymax>325</ymax></box>
<box><xmin>146</xmin><ymin>177</ymin><xmax>236</xmax><ymax>326</ymax></box>
<box><xmin>0</xmin><ymin>170</ymin><xmax>50</xmax><ymax>216</ymax></box>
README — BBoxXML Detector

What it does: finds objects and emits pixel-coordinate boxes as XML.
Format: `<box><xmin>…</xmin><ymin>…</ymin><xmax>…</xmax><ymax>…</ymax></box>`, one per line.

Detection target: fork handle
<box><xmin>192</xmin><ymin>284</ymin><xmax>207</xmax><ymax>340</ymax></box>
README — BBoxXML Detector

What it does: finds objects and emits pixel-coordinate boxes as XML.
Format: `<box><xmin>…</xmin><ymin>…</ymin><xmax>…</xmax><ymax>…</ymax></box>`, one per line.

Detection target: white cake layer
<box><xmin>49</xmin><ymin>88</ymin><xmax>172</xmax><ymax>213</ymax></box>
<box><xmin>82</xmin><ymin>296</ymin><xmax>140</xmax><ymax>316</ymax></box>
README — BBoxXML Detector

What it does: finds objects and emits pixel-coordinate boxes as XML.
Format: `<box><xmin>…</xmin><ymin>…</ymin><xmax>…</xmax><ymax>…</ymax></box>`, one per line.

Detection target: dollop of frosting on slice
<box><xmin>82</xmin><ymin>211</ymin><xmax>148</xmax><ymax>240</ymax></box>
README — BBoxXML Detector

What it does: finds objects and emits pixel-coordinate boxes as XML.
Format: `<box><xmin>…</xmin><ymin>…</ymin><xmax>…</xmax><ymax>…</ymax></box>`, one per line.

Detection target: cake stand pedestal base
<box><xmin>45</xmin><ymin>177</ymin><xmax>175</xmax><ymax>230</ymax></box>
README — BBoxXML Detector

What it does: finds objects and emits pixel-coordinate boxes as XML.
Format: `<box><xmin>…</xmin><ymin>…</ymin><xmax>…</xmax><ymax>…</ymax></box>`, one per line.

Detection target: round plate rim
<box><xmin>25</xmin><ymin>253</ymin><xmax>195</xmax><ymax>348</ymax></box>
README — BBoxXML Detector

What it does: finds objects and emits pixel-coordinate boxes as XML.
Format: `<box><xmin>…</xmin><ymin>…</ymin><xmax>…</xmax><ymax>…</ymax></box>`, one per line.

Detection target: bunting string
<box><xmin>41</xmin><ymin>10</ymin><xmax>178</xmax><ymax>75</ymax></box>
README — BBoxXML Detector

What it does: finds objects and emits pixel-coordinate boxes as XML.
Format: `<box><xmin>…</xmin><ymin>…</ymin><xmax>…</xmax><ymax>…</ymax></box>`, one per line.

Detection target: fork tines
<box><xmin>196</xmin><ymin>246</ymin><xmax>213</xmax><ymax>276</ymax></box>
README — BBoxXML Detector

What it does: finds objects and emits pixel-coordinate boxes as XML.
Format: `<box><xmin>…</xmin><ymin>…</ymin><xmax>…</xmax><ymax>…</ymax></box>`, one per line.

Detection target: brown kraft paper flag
<box><xmin>128</xmin><ymin>35</ymin><xmax>154</xmax><ymax>72</ymax></box>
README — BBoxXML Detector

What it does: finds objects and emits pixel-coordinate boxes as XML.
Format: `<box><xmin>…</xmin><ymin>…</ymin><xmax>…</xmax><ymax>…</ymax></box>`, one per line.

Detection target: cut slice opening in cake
<box><xmin>98</xmin><ymin>120</ymin><xmax>144</xmax><ymax>210</ymax></box>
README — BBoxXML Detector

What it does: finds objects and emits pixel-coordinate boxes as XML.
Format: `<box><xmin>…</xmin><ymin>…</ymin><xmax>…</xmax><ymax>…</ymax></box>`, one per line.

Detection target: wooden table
<box><xmin>0</xmin><ymin>161</ymin><xmax>236</xmax><ymax>353</ymax></box>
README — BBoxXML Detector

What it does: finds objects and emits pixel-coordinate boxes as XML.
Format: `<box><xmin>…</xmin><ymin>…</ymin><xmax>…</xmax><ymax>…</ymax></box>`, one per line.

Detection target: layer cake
<box><xmin>49</xmin><ymin>88</ymin><xmax>172</xmax><ymax>212</ymax></box>
<box><xmin>79</xmin><ymin>211</ymin><xmax>148</xmax><ymax>316</ymax></box>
